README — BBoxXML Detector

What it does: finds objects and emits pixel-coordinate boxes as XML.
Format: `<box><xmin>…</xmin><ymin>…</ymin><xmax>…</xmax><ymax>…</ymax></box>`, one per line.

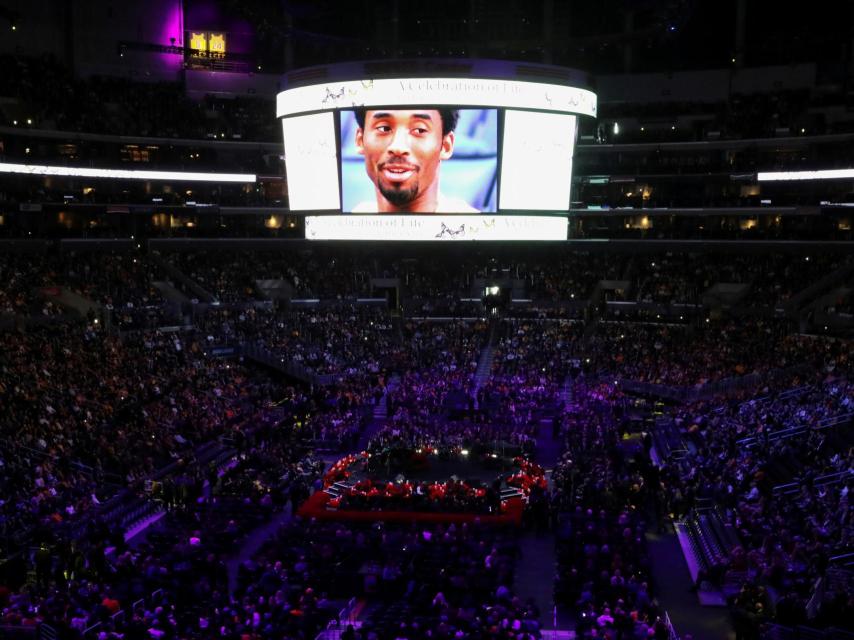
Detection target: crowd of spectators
<box><xmin>8</xmin><ymin>491</ymin><xmax>531</xmax><ymax>639</ymax></box>
<box><xmin>164</xmin><ymin>251</ymin><xmax>376</xmax><ymax>303</ymax></box>
<box><xmin>594</xmin><ymin>89</ymin><xmax>850</xmax><ymax>145</ymax></box>
<box><xmin>632</xmin><ymin>253</ymin><xmax>745</xmax><ymax>306</ymax></box>
<box><xmin>61</xmin><ymin>252</ymin><xmax>171</xmax><ymax>329</ymax></box>
<box><xmin>0</xmin><ymin>252</ymin><xmax>69</xmax><ymax>317</ymax></box>
<box><xmin>384</xmin><ymin>320</ymin><xmax>486</xmax><ymax>415</ymax></box>
<box><xmin>656</xmin><ymin>378</ymin><xmax>854</xmax><ymax>633</ymax></box>
<box><xmin>195</xmin><ymin>302</ymin><xmax>400</xmax><ymax>383</ymax></box>
<box><xmin>628</xmin><ymin>252</ymin><xmax>851</xmax><ymax>307</ymax></box>
<box><xmin>0</xmin><ymin>247</ymin><xmax>852</xmax><ymax>640</ymax></box>
<box><xmin>0</xmin><ymin>322</ymin><xmax>292</xmax><ymax>554</ymax></box>
<box><xmin>6</xmin><ymin>42</ymin><xmax>854</xmax><ymax>640</ymax></box>
<box><xmin>0</xmin><ymin>414</ymin><xmax>325</xmax><ymax>640</ymax></box>
<box><xmin>161</xmin><ymin>249</ymin><xmax>854</xmax><ymax>316</ymax></box>
<box><xmin>6</xmin><ymin>248</ymin><xmax>853</xmax><ymax>329</ymax></box>
<box><xmin>524</xmin><ymin>253</ymin><xmax>625</xmax><ymax>303</ymax></box>
<box><xmin>259</xmin><ymin>305</ymin><xmax>401</xmax><ymax>377</ymax></box>
<box><xmin>0</xmin><ymin>55</ymin><xmax>277</xmax><ymax>142</ymax></box>
<box><xmin>492</xmin><ymin>319</ymin><xmax>584</xmax><ymax>379</ymax></box>
<box><xmin>481</xmin><ymin>319</ymin><xmax>585</xmax><ymax>433</ymax></box>
<box><xmin>745</xmin><ymin>253</ymin><xmax>850</xmax><ymax>308</ymax></box>
<box><xmin>235</xmin><ymin>519</ymin><xmax>538</xmax><ymax>640</ymax></box>
<box><xmin>0</xmin><ymin>251</ymin><xmax>175</xmax><ymax>329</ymax></box>
<box><xmin>585</xmin><ymin>318</ymin><xmax>848</xmax><ymax>386</ymax></box>
<box><xmin>5</xmin><ymin>53</ymin><xmax>851</xmax><ymax>150</ymax></box>
<box><xmin>551</xmin><ymin>381</ymin><xmax>674</xmax><ymax>638</ymax></box>
<box><xmin>376</xmin><ymin>320</ymin><xmax>503</xmax><ymax>453</ymax></box>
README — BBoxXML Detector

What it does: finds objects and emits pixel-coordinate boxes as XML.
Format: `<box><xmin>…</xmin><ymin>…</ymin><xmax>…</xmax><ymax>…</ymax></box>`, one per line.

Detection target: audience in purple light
<box><xmin>0</xmin><ymin>248</ymin><xmax>851</xmax><ymax>640</ymax></box>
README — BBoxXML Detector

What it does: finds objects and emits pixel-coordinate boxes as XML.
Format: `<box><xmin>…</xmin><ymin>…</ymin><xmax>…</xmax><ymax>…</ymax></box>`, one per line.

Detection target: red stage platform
<box><xmin>297</xmin><ymin>490</ymin><xmax>524</xmax><ymax>525</ymax></box>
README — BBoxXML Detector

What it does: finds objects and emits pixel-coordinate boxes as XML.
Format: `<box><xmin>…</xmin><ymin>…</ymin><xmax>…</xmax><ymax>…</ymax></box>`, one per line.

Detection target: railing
<box><xmin>761</xmin><ymin>624</ymin><xmax>854</xmax><ymax>640</ymax></box>
<box><xmin>774</xmin><ymin>468</ymin><xmax>853</xmax><ymax>496</ymax></box>
<box><xmin>784</xmin><ymin>260</ymin><xmax>854</xmax><ymax>314</ymax></box>
<box><xmin>828</xmin><ymin>551</ymin><xmax>854</xmax><ymax>568</ymax></box>
<box><xmin>688</xmin><ymin>364</ymin><xmax>812</xmax><ymax>402</ymax></box>
<box><xmin>70</xmin><ymin>586</ymin><xmax>172</xmax><ymax>639</ymax></box>
<box><xmin>617</xmin><ymin>379</ymin><xmax>687</xmax><ymax>401</ymax></box>
<box><xmin>242</xmin><ymin>340</ymin><xmax>327</xmax><ymax>386</ymax></box>
<box><xmin>739</xmin><ymin>410</ymin><xmax>854</xmax><ymax>449</ymax></box>
<box><xmin>0</xmin><ymin>624</ymin><xmax>39</xmax><ymax>639</ymax></box>
<box><xmin>314</xmin><ymin>597</ymin><xmax>360</xmax><ymax>640</ymax></box>
<box><xmin>149</xmin><ymin>252</ymin><xmax>216</xmax><ymax>303</ymax></box>
<box><xmin>662</xmin><ymin>611</ymin><xmax>679</xmax><ymax>640</ymax></box>
<box><xmin>63</xmin><ymin>403</ymin><xmax>252</xmax><ymax>542</ymax></box>
<box><xmin>14</xmin><ymin>443</ymin><xmax>57</xmax><ymax>461</ymax></box>
<box><xmin>651</xmin><ymin>417</ymin><xmax>690</xmax><ymax>461</ymax></box>
<box><xmin>618</xmin><ymin>364</ymin><xmax>813</xmax><ymax>403</ymax></box>
<box><xmin>818</xmin><ymin>411</ymin><xmax>854</xmax><ymax>429</ymax></box>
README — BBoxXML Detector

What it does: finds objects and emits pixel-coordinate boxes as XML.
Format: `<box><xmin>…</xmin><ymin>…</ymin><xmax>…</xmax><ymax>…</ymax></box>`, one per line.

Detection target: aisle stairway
<box><xmin>647</xmin><ymin>525</ymin><xmax>735</xmax><ymax>640</ymax></box>
<box><xmin>473</xmin><ymin>343</ymin><xmax>496</xmax><ymax>391</ymax></box>
<box><xmin>559</xmin><ymin>376</ymin><xmax>573</xmax><ymax>408</ymax></box>
<box><xmin>514</xmin><ymin>531</ymin><xmax>575</xmax><ymax>633</ymax></box>
<box><xmin>673</xmin><ymin>506</ymin><xmax>742</xmax><ymax>605</ymax></box>
<box><xmin>355</xmin><ymin>375</ymin><xmax>400</xmax><ymax>451</ymax></box>
<box><xmin>372</xmin><ymin>374</ymin><xmax>400</xmax><ymax>420</ymax></box>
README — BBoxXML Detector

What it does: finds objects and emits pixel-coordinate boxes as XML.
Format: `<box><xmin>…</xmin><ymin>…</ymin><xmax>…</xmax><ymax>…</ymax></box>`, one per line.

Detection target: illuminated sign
<box><xmin>208</xmin><ymin>33</ymin><xmax>226</xmax><ymax>55</ymax></box>
<box><xmin>277</xmin><ymin>78</ymin><xmax>597</xmax><ymax>119</ymax></box>
<box><xmin>0</xmin><ymin>163</ymin><xmax>255</xmax><ymax>183</ymax></box>
<box><xmin>758</xmin><ymin>169</ymin><xmax>854</xmax><ymax>181</ymax></box>
<box><xmin>305</xmin><ymin>215</ymin><xmax>568</xmax><ymax>241</ymax></box>
<box><xmin>185</xmin><ymin>31</ymin><xmax>227</xmax><ymax>58</ymax></box>
<box><xmin>279</xmin><ymin>74</ymin><xmax>593</xmax><ymax>239</ymax></box>
<box><xmin>189</xmin><ymin>32</ymin><xmax>208</xmax><ymax>53</ymax></box>
<box><xmin>282</xmin><ymin>113</ymin><xmax>340</xmax><ymax>211</ymax></box>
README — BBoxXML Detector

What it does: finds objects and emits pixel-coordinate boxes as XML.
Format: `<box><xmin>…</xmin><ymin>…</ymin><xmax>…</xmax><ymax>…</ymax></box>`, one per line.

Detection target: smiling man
<box><xmin>351</xmin><ymin>108</ymin><xmax>479</xmax><ymax>213</ymax></box>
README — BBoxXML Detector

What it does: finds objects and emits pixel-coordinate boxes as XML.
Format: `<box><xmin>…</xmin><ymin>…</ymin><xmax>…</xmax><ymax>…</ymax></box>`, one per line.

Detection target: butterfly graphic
<box><xmin>322</xmin><ymin>86</ymin><xmax>346</xmax><ymax>105</ymax></box>
<box><xmin>435</xmin><ymin>223</ymin><xmax>466</xmax><ymax>239</ymax></box>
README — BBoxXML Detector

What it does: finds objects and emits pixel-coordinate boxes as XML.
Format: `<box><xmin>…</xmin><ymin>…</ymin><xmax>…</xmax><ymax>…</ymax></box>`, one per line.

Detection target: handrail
<box><xmin>772</xmin><ymin>468</ymin><xmax>851</xmax><ymax>495</ymax></box>
<box><xmin>242</xmin><ymin>340</ymin><xmax>326</xmax><ymax>385</ymax></box>
<box><xmin>817</xmin><ymin>411</ymin><xmax>854</xmax><ymax>428</ymax></box>
<box><xmin>149</xmin><ymin>252</ymin><xmax>216</xmax><ymax>303</ymax></box>
<box><xmin>12</xmin><ymin>443</ymin><xmax>57</xmax><ymax>461</ymax></box>
<box><xmin>662</xmin><ymin>611</ymin><xmax>679</xmax><ymax>640</ymax></box>
<box><xmin>740</xmin><ymin>410</ymin><xmax>853</xmax><ymax>447</ymax></box>
<box><xmin>619</xmin><ymin>363</ymin><xmax>813</xmax><ymax>403</ymax></box>
<box><xmin>760</xmin><ymin>623</ymin><xmax>854</xmax><ymax>640</ymax></box>
<box><xmin>0</xmin><ymin>624</ymin><xmax>39</xmax><ymax>638</ymax></box>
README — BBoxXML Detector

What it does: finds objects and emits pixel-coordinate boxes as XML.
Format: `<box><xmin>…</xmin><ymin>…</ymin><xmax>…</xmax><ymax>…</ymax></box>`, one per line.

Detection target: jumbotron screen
<box><xmin>276</xmin><ymin>77</ymin><xmax>597</xmax><ymax>240</ymax></box>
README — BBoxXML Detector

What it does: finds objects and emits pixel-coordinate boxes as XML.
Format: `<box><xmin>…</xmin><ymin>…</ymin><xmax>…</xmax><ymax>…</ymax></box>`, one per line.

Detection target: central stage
<box><xmin>298</xmin><ymin>491</ymin><xmax>525</xmax><ymax>525</ymax></box>
<box><xmin>297</xmin><ymin>449</ymin><xmax>544</xmax><ymax>526</ymax></box>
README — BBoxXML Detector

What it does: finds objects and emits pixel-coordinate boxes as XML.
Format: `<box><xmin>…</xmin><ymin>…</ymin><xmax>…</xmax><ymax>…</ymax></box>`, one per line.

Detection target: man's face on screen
<box><xmin>356</xmin><ymin>109</ymin><xmax>454</xmax><ymax>211</ymax></box>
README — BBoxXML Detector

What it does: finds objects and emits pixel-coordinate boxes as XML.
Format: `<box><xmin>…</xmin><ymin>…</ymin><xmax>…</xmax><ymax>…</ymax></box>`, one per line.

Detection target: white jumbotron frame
<box><xmin>276</xmin><ymin>78</ymin><xmax>597</xmax><ymax>119</ymax></box>
<box><xmin>305</xmin><ymin>215</ymin><xmax>568</xmax><ymax>241</ymax></box>
<box><xmin>277</xmin><ymin>76</ymin><xmax>596</xmax><ymax>241</ymax></box>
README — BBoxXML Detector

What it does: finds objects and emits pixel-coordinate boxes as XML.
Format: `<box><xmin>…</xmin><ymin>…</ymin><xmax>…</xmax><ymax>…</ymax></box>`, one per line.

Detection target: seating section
<box><xmin>674</xmin><ymin>508</ymin><xmax>741</xmax><ymax>594</ymax></box>
<box><xmin>0</xmin><ymin>248</ymin><xmax>851</xmax><ymax>640</ymax></box>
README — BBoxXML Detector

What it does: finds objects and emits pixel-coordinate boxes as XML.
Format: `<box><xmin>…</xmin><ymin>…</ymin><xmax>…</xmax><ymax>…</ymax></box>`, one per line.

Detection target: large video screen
<box><xmin>282</xmin><ymin>113</ymin><xmax>340</xmax><ymax>211</ymax></box>
<box><xmin>276</xmin><ymin>77</ymin><xmax>597</xmax><ymax>240</ymax></box>
<box><xmin>500</xmin><ymin>110</ymin><xmax>577</xmax><ymax>211</ymax></box>
<box><xmin>341</xmin><ymin>108</ymin><xmax>498</xmax><ymax>214</ymax></box>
